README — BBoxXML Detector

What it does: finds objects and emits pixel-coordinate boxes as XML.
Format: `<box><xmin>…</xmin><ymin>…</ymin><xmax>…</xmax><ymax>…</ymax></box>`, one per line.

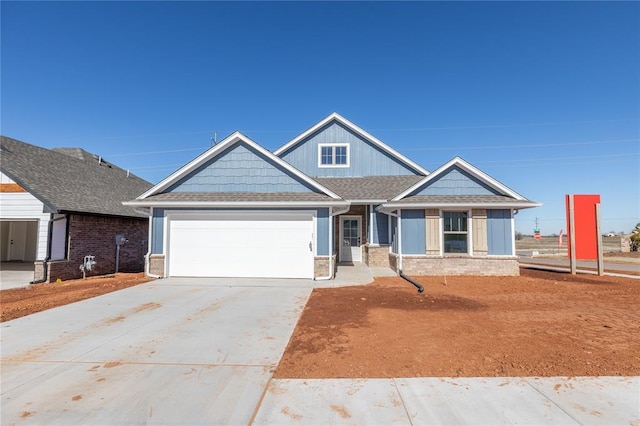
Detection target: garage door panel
<box><xmin>168</xmin><ymin>213</ymin><xmax>314</xmax><ymax>278</ymax></box>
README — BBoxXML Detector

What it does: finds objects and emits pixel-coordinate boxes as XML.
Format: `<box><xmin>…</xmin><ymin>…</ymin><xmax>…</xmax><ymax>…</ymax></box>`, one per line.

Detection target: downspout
<box><xmin>385</xmin><ymin>210</ymin><xmax>402</xmax><ymax>273</ymax></box>
<box><xmin>136</xmin><ymin>207</ymin><xmax>161</xmax><ymax>279</ymax></box>
<box><xmin>315</xmin><ymin>204</ymin><xmax>351</xmax><ymax>281</ymax></box>
<box><xmin>399</xmin><ymin>271</ymin><xmax>424</xmax><ymax>293</ymax></box>
<box><xmin>30</xmin><ymin>214</ymin><xmax>54</xmax><ymax>284</ymax></box>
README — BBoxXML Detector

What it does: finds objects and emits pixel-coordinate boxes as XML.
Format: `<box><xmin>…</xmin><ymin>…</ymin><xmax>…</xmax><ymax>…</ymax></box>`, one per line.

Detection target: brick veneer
<box><xmin>314</xmin><ymin>256</ymin><xmax>335</xmax><ymax>279</ymax></box>
<box><xmin>41</xmin><ymin>213</ymin><xmax>147</xmax><ymax>282</ymax></box>
<box><xmin>149</xmin><ymin>254</ymin><xmax>165</xmax><ymax>277</ymax></box>
<box><xmin>365</xmin><ymin>244</ymin><xmax>391</xmax><ymax>267</ymax></box>
<box><xmin>389</xmin><ymin>254</ymin><xmax>519</xmax><ymax>276</ymax></box>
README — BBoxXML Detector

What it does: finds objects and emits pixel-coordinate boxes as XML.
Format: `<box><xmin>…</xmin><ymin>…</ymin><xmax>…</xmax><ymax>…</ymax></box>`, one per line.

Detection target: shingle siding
<box><xmin>279</xmin><ymin>122</ymin><xmax>419</xmax><ymax>177</ymax></box>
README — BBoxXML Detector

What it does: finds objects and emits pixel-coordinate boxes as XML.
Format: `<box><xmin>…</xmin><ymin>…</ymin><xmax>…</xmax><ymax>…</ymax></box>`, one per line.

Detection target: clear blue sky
<box><xmin>2</xmin><ymin>1</ymin><xmax>638</xmax><ymax>234</ymax></box>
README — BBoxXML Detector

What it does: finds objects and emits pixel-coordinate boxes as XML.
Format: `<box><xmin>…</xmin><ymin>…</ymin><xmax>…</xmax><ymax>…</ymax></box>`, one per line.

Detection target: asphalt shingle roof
<box><xmin>314</xmin><ymin>175</ymin><xmax>424</xmax><ymax>201</ymax></box>
<box><xmin>386</xmin><ymin>194</ymin><xmax>538</xmax><ymax>206</ymax></box>
<box><xmin>140</xmin><ymin>192</ymin><xmax>339</xmax><ymax>203</ymax></box>
<box><xmin>0</xmin><ymin>136</ymin><xmax>152</xmax><ymax>218</ymax></box>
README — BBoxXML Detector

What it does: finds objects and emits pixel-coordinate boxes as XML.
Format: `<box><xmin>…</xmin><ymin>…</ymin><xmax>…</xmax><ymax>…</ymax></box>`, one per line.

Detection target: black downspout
<box><xmin>399</xmin><ymin>270</ymin><xmax>424</xmax><ymax>293</ymax></box>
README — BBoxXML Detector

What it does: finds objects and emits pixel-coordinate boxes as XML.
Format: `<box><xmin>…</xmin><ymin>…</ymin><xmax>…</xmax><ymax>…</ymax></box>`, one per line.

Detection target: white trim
<box><xmin>441</xmin><ymin>209</ymin><xmax>471</xmax><ymax>256</ymax></box>
<box><xmin>379</xmin><ymin>202</ymin><xmax>541</xmax><ymax>210</ymax></box>
<box><xmin>393</xmin><ymin>157</ymin><xmax>529</xmax><ymax>201</ymax></box>
<box><xmin>511</xmin><ymin>209</ymin><xmax>516</xmax><ymax>257</ymax></box>
<box><xmin>124</xmin><ymin>200</ymin><xmax>350</xmax><ymax>208</ymax></box>
<box><xmin>136</xmin><ymin>132</ymin><xmax>342</xmax><ymax>200</ymax></box>
<box><xmin>274</xmin><ymin>112</ymin><xmax>429</xmax><ymax>175</ymax></box>
<box><xmin>317</xmin><ymin>143</ymin><xmax>350</xmax><ymax>168</ymax></box>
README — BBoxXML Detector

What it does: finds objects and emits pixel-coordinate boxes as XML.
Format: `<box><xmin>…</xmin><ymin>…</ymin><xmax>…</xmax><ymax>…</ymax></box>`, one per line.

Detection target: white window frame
<box><xmin>441</xmin><ymin>210</ymin><xmax>471</xmax><ymax>255</ymax></box>
<box><xmin>318</xmin><ymin>143</ymin><xmax>350</xmax><ymax>168</ymax></box>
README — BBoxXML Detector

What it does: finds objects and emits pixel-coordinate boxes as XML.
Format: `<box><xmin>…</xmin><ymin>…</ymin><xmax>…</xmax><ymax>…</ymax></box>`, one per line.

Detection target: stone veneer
<box><xmin>389</xmin><ymin>254</ymin><xmax>520</xmax><ymax>276</ymax></box>
<box><xmin>314</xmin><ymin>255</ymin><xmax>336</xmax><ymax>279</ymax></box>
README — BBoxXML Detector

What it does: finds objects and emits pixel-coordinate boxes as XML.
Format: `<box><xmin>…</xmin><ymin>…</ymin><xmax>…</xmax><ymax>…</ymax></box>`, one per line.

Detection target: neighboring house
<box><xmin>0</xmin><ymin>136</ymin><xmax>153</xmax><ymax>282</ymax></box>
<box><xmin>125</xmin><ymin>113</ymin><xmax>540</xmax><ymax>279</ymax></box>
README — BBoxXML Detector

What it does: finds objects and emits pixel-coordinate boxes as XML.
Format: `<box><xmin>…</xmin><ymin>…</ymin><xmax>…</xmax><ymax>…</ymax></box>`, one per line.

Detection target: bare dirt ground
<box><xmin>275</xmin><ymin>269</ymin><xmax>640</xmax><ymax>378</ymax></box>
<box><xmin>0</xmin><ymin>273</ymin><xmax>154</xmax><ymax>322</ymax></box>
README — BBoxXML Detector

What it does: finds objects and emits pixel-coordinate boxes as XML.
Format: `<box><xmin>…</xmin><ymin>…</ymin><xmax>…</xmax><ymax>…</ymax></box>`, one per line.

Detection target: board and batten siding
<box><xmin>472</xmin><ymin>209</ymin><xmax>488</xmax><ymax>255</ymax></box>
<box><xmin>0</xmin><ymin>177</ymin><xmax>50</xmax><ymax>260</ymax></box>
<box><xmin>151</xmin><ymin>208</ymin><xmax>330</xmax><ymax>256</ymax></box>
<box><xmin>413</xmin><ymin>166</ymin><xmax>499</xmax><ymax>196</ymax></box>
<box><xmin>279</xmin><ymin>122</ymin><xmax>420</xmax><ymax>177</ymax></box>
<box><xmin>487</xmin><ymin>209</ymin><xmax>514</xmax><ymax>255</ymax></box>
<box><xmin>371</xmin><ymin>209</ymin><xmax>389</xmax><ymax>245</ymax></box>
<box><xmin>400</xmin><ymin>209</ymin><xmax>426</xmax><ymax>254</ymax></box>
<box><xmin>425</xmin><ymin>209</ymin><xmax>440</xmax><ymax>254</ymax></box>
<box><xmin>167</xmin><ymin>143</ymin><xmax>316</xmax><ymax>193</ymax></box>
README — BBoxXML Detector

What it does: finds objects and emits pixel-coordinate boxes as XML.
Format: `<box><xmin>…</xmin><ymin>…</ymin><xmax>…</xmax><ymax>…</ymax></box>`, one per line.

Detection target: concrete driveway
<box><xmin>1</xmin><ymin>278</ymin><xmax>313</xmax><ymax>424</ymax></box>
<box><xmin>0</xmin><ymin>262</ymin><xmax>35</xmax><ymax>290</ymax></box>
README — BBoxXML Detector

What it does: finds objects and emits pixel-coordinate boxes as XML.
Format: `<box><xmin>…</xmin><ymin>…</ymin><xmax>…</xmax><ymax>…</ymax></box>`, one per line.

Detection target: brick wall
<box><xmin>149</xmin><ymin>254</ymin><xmax>165</xmax><ymax>277</ymax></box>
<box><xmin>365</xmin><ymin>244</ymin><xmax>391</xmax><ymax>267</ymax></box>
<box><xmin>398</xmin><ymin>256</ymin><xmax>520</xmax><ymax>276</ymax></box>
<box><xmin>46</xmin><ymin>213</ymin><xmax>147</xmax><ymax>282</ymax></box>
<box><xmin>314</xmin><ymin>256</ymin><xmax>332</xmax><ymax>279</ymax></box>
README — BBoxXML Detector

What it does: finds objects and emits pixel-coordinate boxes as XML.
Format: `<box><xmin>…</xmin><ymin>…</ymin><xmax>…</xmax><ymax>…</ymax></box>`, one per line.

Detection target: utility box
<box><xmin>115</xmin><ymin>234</ymin><xmax>127</xmax><ymax>246</ymax></box>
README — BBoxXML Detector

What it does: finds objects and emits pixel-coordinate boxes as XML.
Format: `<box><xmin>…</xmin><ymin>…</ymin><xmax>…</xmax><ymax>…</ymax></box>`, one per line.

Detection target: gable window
<box><xmin>318</xmin><ymin>143</ymin><xmax>349</xmax><ymax>168</ymax></box>
<box><xmin>443</xmin><ymin>211</ymin><xmax>468</xmax><ymax>254</ymax></box>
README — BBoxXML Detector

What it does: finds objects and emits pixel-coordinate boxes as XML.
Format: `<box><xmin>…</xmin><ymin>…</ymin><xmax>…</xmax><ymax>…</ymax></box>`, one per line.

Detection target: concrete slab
<box><xmin>0</xmin><ymin>262</ymin><xmax>34</xmax><ymax>290</ymax></box>
<box><xmin>526</xmin><ymin>376</ymin><xmax>640</xmax><ymax>425</ymax></box>
<box><xmin>395</xmin><ymin>377</ymin><xmax>577</xmax><ymax>425</ymax></box>
<box><xmin>1</xmin><ymin>278</ymin><xmax>312</xmax><ymax>425</ymax></box>
<box><xmin>253</xmin><ymin>378</ymin><xmax>409</xmax><ymax>425</ymax></box>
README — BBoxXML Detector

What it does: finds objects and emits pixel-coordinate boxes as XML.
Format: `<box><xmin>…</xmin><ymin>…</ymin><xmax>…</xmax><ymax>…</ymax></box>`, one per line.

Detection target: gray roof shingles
<box><xmin>387</xmin><ymin>194</ymin><xmax>538</xmax><ymax>205</ymax></box>
<box><xmin>0</xmin><ymin>136</ymin><xmax>152</xmax><ymax>218</ymax></box>
<box><xmin>141</xmin><ymin>192</ymin><xmax>338</xmax><ymax>203</ymax></box>
<box><xmin>314</xmin><ymin>175</ymin><xmax>424</xmax><ymax>201</ymax></box>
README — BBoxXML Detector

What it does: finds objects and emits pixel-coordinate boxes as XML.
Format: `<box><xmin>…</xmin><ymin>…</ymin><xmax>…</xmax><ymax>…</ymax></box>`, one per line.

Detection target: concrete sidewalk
<box><xmin>254</xmin><ymin>377</ymin><xmax>640</xmax><ymax>425</ymax></box>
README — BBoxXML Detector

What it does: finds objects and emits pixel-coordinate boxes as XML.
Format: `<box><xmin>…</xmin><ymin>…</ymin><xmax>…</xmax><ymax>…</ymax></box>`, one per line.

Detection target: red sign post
<box><xmin>565</xmin><ymin>194</ymin><xmax>603</xmax><ymax>275</ymax></box>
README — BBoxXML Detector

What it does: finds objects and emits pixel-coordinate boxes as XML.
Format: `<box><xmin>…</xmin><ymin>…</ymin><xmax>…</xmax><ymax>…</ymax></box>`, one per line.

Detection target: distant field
<box><xmin>516</xmin><ymin>236</ymin><xmax>623</xmax><ymax>254</ymax></box>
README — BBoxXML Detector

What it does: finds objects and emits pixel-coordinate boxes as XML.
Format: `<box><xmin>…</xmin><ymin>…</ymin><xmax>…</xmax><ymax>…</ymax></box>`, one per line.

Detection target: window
<box><xmin>443</xmin><ymin>211</ymin><xmax>468</xmax><ymax>253</ymax></box>
<box><xmin>318</xmin><ymin>143</ymin><xmax>349</xmax><ymax>167</ymax></box>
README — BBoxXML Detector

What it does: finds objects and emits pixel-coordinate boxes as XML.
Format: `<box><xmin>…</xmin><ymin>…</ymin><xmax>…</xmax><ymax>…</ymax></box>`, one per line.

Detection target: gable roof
<box><xmin>381</xmin><ymin>157</ymin><xmax>540</xmax><ymax>210</ymax></box>
<box><xmin>132</xmin><ymin>131</ymin><xmax>342</xmax><ymax>202</ymax></box>
<box><xmin>273</xmin><ymin>112</ymin><xmax>430</xmax><ymax>176</ymax></box>
<box><xmin>0</xmin><ymin>136</ymin><xmax>152</xmax><ymax>218</ymax></box>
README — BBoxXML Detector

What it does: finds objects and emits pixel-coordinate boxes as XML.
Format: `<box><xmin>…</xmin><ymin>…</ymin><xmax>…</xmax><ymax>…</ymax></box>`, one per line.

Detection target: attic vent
<box><xmin>96</xmin><ymin>156</ymin><xmax>113</xmax><ymax>168</ymax></box>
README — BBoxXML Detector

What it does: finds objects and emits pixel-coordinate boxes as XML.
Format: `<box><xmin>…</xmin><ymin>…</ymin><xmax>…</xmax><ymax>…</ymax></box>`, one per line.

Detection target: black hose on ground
<box><xmin>399</xmin><ymin>270</ymin><xmax>424</xmax><ymax>293</ymax></box>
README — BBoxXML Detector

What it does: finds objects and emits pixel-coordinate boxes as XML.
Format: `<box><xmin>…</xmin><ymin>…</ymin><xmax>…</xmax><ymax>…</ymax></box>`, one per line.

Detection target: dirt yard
<box><xmin>0</xmin><ymin>273</ymin><xmax>154</xmax><ymax>322</ymax></box>
<box><xmin>276</xmin><ymin>269</ymin><xmax>640</xmax><ymax>378</ymax></box>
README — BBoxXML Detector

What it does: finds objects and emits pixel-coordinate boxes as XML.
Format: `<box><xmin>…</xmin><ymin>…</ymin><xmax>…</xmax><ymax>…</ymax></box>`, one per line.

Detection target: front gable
<box><xmin>409</xmin><ymin>165</ymin><xmax>500</xmax><ymax>196</ymax></box>
<box><xmin>166</xmin><ymin>142</ymin><xmax>316</xmax><ymax>193</ymax></box>
<box><xmin>275</xmin><ymin>113</ymin><xmax>428</xmax><ymax>178</ymax></box>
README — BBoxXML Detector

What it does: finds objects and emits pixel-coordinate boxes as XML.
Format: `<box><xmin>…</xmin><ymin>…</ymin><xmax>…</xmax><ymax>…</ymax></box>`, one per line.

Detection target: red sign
<box><xmin>534</xmin><ymin>233</ymin><xmax>541</xmax><ymax>240</ymax></box>
<box><xmin>566</xmin><ymin>194</ymin><xmax>601</xmax><ymax>260</ymax></box>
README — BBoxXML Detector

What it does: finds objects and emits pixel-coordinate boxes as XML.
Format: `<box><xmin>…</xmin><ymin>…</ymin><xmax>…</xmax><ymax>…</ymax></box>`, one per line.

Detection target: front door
<box><xmin>340</xmin><ymin>216</ymin><xmax>362</xmax><ymax>263</ymax></box>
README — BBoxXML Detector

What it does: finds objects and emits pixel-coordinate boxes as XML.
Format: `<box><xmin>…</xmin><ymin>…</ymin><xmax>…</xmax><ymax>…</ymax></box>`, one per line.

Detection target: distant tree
<box><xmin>515</xmin><ymin>231</ymin><xmax>523</xmax><ymax>241</ymax></box>
<box><xmin>630</xmin><ymin>223</ymin><xmax>640</xmax><ymax>252</ymax></box>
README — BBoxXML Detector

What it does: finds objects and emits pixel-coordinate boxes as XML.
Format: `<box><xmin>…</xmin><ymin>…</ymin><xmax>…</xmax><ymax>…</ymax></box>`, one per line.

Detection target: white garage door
<box><xmin>168</xmin><ymin>211</ymin><xmax>314</xmax><ymax>278</ymax></box>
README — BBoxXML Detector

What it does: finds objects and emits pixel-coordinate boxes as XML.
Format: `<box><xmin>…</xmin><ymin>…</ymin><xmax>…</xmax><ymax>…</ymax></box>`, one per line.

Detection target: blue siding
<box><xmin>487</xmin><ymin>209</ymin><xmax>513</xmax><ymax>255</ymax></box>
<box><xmin>316</xmin><ymin>208</ymin><xmax>329</xmax><ymax>256</ymax></box>
<box><xmin>150</xmin><ymin>208</ymin><xmax>328</xmax><ymax>255</ymax></box>
<box><xmin>168</xmin><ymin>143</ymin><xmax>316</xmax><ymax>193</ymax></box>
<box><xmin>390</xmin><ymin>216</ymin><xmax>398</xmax><ymax>253</ymax></box>
<box><xmin>279</xmin><ymin>122</ymin><xmax>420</xmax><ymax>177</ymax></box>
<box><xmin>413</xmin><ymin>166</ymin><xmax>499</xmax><ymax>196</ymax></box>
<box><xmin>151</xmin><ymin>208</ymin><xmax>164</xmax><ymax>254</ymax></box>
<box><xmin>372</xmin><ymin>209</ymin><xmax>389</xmax><ymax>245</ymax></box>
<box><xmin>401</xmin><ymin>209</ymin><xmax>426</xmax><ymax>254</ymax></box>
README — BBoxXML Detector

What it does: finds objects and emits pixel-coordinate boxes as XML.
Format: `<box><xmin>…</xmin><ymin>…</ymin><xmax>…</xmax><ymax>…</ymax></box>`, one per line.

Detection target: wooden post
<box><xmin>595</xmin><ymin>203</ymin><xmax>604</xmax><ymax>276</ymax></box>
<box><xmin>569</xmin><ymin>195</ymin><xmax>577</xmax><ymax>274</ymax></box>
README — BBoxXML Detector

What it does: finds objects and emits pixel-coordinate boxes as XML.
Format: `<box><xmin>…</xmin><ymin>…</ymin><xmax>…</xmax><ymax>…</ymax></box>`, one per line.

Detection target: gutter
<box><xmin>384</xmin><ymin>209</ymin><xmax>402</xmax><ymax>272</ymax></box>
<box><xmin>123</xmin><ymin>201</ymin><xmax>351</xmax><ymax>208</ymax></box>
<box><xmin>30</xmin><ymin>214</ymin><xmax>57</xmax><ymax>284</ymax></box>
<box><xmin>315</xmin><ymin>204</ymin><xmax>351</xmax><ymax>281</ymax></box>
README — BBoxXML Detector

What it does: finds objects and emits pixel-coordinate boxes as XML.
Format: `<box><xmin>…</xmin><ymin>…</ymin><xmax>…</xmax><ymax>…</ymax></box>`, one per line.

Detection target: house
<box><xmin>125</xmin><ymin>113</ymin><xmax>540</xmax><ymax>279</ymax></box>
<box><xmin>0</xmin><ymin>136</ymin><xmax>153</xmax><ymax>282</ymax></box>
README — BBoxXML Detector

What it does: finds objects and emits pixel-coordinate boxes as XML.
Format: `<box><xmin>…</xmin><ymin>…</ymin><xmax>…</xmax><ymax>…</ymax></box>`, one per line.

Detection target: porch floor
<box><xmin>331</xmin><ymin>262</ymin><xmax>396</xmax><ymax>287</ymax></box>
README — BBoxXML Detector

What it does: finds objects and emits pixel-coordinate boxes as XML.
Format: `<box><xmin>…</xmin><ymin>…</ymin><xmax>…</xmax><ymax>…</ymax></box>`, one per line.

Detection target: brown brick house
<box><xmin>0</xmin><ymin>136</ymin><xmax>152</xmax><ymax>282</ymax></box>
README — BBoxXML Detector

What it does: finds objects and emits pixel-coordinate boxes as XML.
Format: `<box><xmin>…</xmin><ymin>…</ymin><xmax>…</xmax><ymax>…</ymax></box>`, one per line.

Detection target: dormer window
<box><xmin>318</xmin><ymin>143</ymin><xmax>350</xmax><ymax>168</ymax></box>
